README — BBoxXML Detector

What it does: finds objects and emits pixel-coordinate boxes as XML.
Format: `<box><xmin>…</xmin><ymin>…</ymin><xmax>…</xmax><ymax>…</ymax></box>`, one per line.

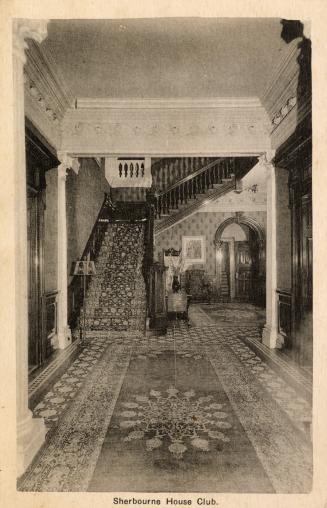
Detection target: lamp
<box><xmin>73</xmin><ymin>259</ymin><xmax>97</xmax><ymax>345</ymax></box>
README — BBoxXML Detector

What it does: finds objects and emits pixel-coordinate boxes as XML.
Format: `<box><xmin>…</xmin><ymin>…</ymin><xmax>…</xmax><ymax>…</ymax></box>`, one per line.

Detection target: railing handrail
<box><xmin>77</xmin><ymin>191</ymin><xmax>115</xmax><ymax>264</ymax></box>
<box><xmin>157</xmin><ymin>158</ymin><xmax>223</xmax><ymax>196</ymax></box>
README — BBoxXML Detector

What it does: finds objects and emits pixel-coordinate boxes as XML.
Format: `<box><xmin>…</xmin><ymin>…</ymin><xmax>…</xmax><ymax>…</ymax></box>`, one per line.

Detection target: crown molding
<box><xmin>25</xmin><ymin>40</ymin><xmax>74</xmax><ymax>121</ymax></box>
<box><xmin>76</xmin><ymin>97</ymin><xmax>263</xmax><ymax>110</ymax></box>
<box><xmin>262</xmin><ymin>38</ymin><xmax>301</xmax><ymax>108</ymax></box>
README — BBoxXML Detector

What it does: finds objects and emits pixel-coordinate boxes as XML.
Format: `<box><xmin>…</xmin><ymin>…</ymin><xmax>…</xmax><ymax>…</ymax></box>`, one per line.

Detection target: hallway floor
<box><xmin>19</xmin><ymin>305</ymin><xmax>312</xmax><ymax>493</ymax></box>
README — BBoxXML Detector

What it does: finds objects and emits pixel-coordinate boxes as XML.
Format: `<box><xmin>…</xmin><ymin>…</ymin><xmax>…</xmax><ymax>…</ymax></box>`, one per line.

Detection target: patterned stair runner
<box><xmin>80</xmin><ymin>223</ymin><xmax>146</xmax><ymax>332</ymax></box>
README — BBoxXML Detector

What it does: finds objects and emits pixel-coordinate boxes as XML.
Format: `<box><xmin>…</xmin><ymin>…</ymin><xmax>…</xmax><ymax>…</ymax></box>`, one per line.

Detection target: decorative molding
<box><xmin>61</xmin><ymin>105</ymin><xmax>271</xmax><ymax>155</ymax></box>
<box><xmin>214</xmin><ymin>215</ymin><xmax>265</xmax><ymax>245</ymax></box>
<box><xmin>22</xmin><ymin>31</ymin><xmax>73</xmax><ymax>148</ymax></box>
<box><xmin>76</xmin><ymin>97</ymin><xmax>263</xmax><ymax>110</ymax></box>
<box><xmin>25</xmin><ymin>40</ymin><xmax>73</xmax><ymax>121</ymax></box>
<box><xmin>57</xmin><ymin>152</ymin><xmax>80</xmax><ymax>175</ymax></box>
<box><xmin>270</xmin><ymin>98</ymin><xmax>311</xmax><ymax>150</ymax></box>
<box><xmin>258</xmin><ymin>150</ymin><xmax>276</xmax><ymax>167</ymax></box>
<box><xmin>262</xmin><ymin>38</ymin><xmax>301</xmax><ymax>113</ymax></box>
<box><xmin>24</xmin><ymin>72</ymin><xmax>60</xmax><ymax>125</ymax></box>
<box><xmin>13</xmin><ymin>19</ymin><xmax>48</xmax><ymax>63</ymax></box>
<box><xmin>271</xmin><ymin>96</ymin><xmax>297</xmax><ymax>129</ymax></box>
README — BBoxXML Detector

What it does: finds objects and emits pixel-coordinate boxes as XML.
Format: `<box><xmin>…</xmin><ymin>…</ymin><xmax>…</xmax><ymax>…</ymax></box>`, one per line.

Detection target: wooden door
<box><xmin>235</xmin><ymin>241</ymin><xmax>252</xmax><ymax>301</ymax></box>
<box><xmin>27</xmin><ymin>186</ymin><xmax>46</xmax><ymax>370</ymax></box>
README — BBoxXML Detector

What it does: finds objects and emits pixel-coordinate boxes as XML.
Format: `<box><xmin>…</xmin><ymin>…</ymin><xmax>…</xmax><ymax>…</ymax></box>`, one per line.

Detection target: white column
<box><xmin>261</xmin><ymin>151</ymin><xmax>279</xmax><ymax>348</ymax></box>
<box><xmin>13</xmin><ymin>19</ymin><xmax>48</xmax><ymax>477</ymax></box>
<box><xmin>56</xmin><ymin>153</ymin><xmax>80</xmax><ymax>349</ymax></box>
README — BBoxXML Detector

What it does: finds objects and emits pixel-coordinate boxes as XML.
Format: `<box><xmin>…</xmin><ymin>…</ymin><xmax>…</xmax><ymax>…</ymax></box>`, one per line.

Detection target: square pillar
<box><xmin>260</xmin><ymin>151</ymin><xmax>279</xmax><ymax>348</ymax></box>
<box><xmin>56</xmin><ymin>153</ymin><xmax>80</xmax><ymax>349</ymax></box>
<box><xmin>13</xmin><ymin>20</ymin><xmax>48</xmax><ymax>477</ymax></box>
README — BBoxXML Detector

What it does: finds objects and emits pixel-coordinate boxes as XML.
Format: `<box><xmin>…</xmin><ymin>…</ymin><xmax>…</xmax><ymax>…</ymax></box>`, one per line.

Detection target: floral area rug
<box><xmin>18</xmin><ymin>336</ymin><xmax>136</xmax><ymax>491</ymax></box>
<box><xmin>18</xmin><ymin>324</ymin><xmax>312</xmax><ymax>493</ymax></box>
<box><xmin>200</xmin><ymin>302</ymin><xmax>266</xmax><ymax>325</ymax></box>
<box><xmin>88</xmin><ymin>345</ymin><xmax>275</xmax><ymax>493</ymax></box>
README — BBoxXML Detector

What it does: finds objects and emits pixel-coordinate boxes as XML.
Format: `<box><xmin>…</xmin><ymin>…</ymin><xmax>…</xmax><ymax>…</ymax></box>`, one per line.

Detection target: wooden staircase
<box><xmin>153</xmin><ymin>158</ymin><xmax>236</xmax><ymax>234</ymax></box>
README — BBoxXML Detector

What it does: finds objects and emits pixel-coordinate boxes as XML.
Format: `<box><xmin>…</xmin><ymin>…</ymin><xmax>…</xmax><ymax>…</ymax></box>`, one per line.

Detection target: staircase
<box><xmin>152</xmin><ymin>158</ymin><xmax>236</xmax><ymax>234</ymax></box>
<box><xmin>80</xmin><ymin>222</ymin><xmax>147</xmax><ymax>333</ymax></box>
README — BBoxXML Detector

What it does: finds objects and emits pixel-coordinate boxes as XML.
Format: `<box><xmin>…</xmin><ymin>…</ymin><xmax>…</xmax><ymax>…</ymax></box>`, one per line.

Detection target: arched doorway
<box><xmin>214</xmin><ymin>216</ymin><xmax>265</xmax><ymax>307</ymax></box>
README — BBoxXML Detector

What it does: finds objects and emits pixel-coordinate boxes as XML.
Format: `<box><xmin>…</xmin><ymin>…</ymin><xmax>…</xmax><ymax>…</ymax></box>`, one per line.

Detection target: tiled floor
<box><xmin>19</xmin><ymin>305</ymin><xmax>312</xmax><ymax>493</ymax></box>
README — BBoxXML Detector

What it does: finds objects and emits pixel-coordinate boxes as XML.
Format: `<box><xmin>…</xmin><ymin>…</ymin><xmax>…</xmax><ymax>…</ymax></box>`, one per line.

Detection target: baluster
<box><xmin>124</xmin><ymin>163</ymin><xmax>128</xmax><ymax>178</ymax></box>
<box><xmin>175</xmin><ymin>188</ymin><xmax>179</xmax><ymax>209</ymax></box>
<box><xmin>196</xmin><ymin>175</ymin><xmax>200</xmax><ymax>194</ymax></box>
<box><xmin>226</xmin><ymin>160</ymin><xmax>230</xmax><ymax>179</ymax></box>
<box><xmin>119</xmin><ymin>163</ymin><xmax>123</xmax><ymax>178</ymax></box>
<box><xmin>136</xmin><ymin>163</ymin><xmax>139</xmax><ymax>178</ymax></box>
<box><xmin>161</xmin><ymin>162</ymin><xmax>166</xmax><ymax>190</ymax></box>
<box><xmin>182</xmin><ymin>158</ymin><xmax>186</xmax><ymax>179</ymax></box>
<box><xmin>228</xmin><ymin>158</ymin><xmax>235</xmax><ymax>178</ymax></box>
<box><xmin>130</xmin><ymin>163</ymin><xmax>134</xmax><ymax>178</ymax></box>
<box><xmin>204</xmin><ymin>170</ymin><xmax>208</xmax><ymax>190</ymax></box>
<box><xmin>154</xmin><ymin>195</ymin><xmax>158</xmax><ymax>219</ymax></box>
<box><xmin>177</xmin><ymin>159</ymin><xmax>182</xmax><ymax>182</ymax></box>
<box><xmin>217</xmin><ymin>162</ymin><xmax>221</xmax><ymax>183</ymax></box>
<box><xmin>175</xmin><ymin>159</ymin><xmax>180</xmax><ymax>185</ymax></box>
<box><xmin>167</xmin><ymin>191</ymin><xmax>171</xmax><ymax>214</ymax></box>
<box><xmin>214</xmin><ymin>164</ymin><xmax>218</xmax><ymax>184</ymax></box>
<box><xmin>163</xmin><ymin>191</ymin><xmax>167</xmax><ymax>214</ymax></box>
<box><xmin>190</xmin><ymin>179</ymin><xmax>193</xmax><ymax>199</ymax></box>
<box><xmin>179</xmin><ymin>184</ymin><xmax>183</xmax><ymax>205</ymax></box>
<box><xmin>170</xmin><ymin>188</ymin><xmax>174</xmax><ymax>209</ymax></box>
<box><xmin>183</xmin><ymin>182</ymin><xmax>188</xmax><ymax>204</ymax></box>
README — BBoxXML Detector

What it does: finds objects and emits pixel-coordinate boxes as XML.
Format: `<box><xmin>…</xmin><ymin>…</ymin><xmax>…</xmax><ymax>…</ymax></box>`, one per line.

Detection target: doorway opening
<box><xmin>214</xmin><ymin>216</ymin><xmax>265</xmax><ymax>307</ymax></box>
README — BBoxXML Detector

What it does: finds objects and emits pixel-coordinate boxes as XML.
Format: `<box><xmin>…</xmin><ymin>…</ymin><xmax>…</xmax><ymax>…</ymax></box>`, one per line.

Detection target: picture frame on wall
<box><xmin>182</xmin><ymin>235</ymin><xmax>206</xmax><ymax>264</ymax></box>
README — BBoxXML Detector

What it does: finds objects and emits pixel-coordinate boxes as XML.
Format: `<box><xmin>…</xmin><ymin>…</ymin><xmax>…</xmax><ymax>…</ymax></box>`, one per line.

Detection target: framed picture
<box><xmin>182</xmin><ymin>236</ymin><xmax>206</xmax><ymax>264</ymax></box>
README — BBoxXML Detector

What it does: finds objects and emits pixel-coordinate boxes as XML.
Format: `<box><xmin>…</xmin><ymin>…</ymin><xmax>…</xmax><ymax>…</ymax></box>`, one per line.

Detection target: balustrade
<box><xmin>152</xmin><ymin>158</ymin><xmax>235</xmax><ymax>219</ymax></box>
<box><xmin>68</xmin><ymin>192</ymin><xmax>116</xmax><ymax>329</ymax></box>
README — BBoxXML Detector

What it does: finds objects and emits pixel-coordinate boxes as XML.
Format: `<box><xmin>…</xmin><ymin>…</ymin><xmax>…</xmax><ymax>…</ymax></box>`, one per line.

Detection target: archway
<box><xmin>214</xmin><ymin>215</ymin><xmax>266</xmax><ymax>306</ymax></box>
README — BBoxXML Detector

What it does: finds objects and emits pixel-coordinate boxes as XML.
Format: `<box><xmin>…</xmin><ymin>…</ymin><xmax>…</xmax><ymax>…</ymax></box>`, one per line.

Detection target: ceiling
<box><xmin>42</xmin><ymin>18</ymin><xmax>287</xmax><ymax>100</ymax></box>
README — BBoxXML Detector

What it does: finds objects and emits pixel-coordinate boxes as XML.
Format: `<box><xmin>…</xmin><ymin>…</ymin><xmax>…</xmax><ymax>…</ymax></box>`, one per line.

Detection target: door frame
<box><xmin>214</xmin><ymin>215</ymin><xmax>265</xmax><ymax>303</ymax></box>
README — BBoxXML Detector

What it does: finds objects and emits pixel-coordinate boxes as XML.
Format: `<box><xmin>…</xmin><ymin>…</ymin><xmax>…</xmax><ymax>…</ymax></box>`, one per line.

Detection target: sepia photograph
<box><xmin>2</xmin><ymin>4</ymin><xmax>326</xmax><ymax>502</ymax></box>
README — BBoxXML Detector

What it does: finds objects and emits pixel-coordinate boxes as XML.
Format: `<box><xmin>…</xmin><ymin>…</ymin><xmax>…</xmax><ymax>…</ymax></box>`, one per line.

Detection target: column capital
<box><xmin>258</xmin><ymin>150</ymin><xmax>276</xmax><ymax>168</ymax></box>
<box><xmin>214</xmin><ymin>240</ymin><xmax>224</xmax><ymax>249</ymax></box>
<box><xmin>13</xmin><ymin>19</ymin><xmax>49</xmax><ymax>63</ymax></box>
<box><xmin>58</xmin><ymin>152</ymin><xmax>80</xmax><ymax>176</ymax></box>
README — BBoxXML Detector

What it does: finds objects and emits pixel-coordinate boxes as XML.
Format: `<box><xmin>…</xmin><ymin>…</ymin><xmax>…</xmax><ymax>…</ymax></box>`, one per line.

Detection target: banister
<box><xmin>78</xmin><ymin>191</ymin><xmax>116</xmax><ymax>263</ymax></box>
<box><xmin>68</xmin><ymin>190</ymin><xmax>116</xmax><ymax>329</ymax></box>
<box><xmin>156</xmin><ymin>158</ymin><xmax>223</xmax><ymax>196</ymax></box>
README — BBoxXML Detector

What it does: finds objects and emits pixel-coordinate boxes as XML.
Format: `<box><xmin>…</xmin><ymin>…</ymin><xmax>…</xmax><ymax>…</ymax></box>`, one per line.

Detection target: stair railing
<box><xmin>153</xmin><ymin>158</ymin><xmax>235</xmax><ymax>219</ymax></box>
<box><xmin>68</xmin><ymin>191</ymin><xmax>116</xmax><ymax>330</ymax></box>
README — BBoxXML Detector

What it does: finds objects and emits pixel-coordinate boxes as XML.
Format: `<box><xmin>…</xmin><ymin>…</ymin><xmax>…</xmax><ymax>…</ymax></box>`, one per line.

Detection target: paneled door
<box><xmin>27</xmin><ymin>186</ymin><xmax>46</xmax><ymax>371</ymax></box>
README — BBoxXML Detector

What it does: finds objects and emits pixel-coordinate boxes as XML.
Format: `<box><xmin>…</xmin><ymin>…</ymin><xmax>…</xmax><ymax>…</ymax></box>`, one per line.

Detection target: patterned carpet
<box><xmin>18</xmin><ymin>318</ymin><xmax>312</xmax><ymax>493</ymax></box>
<box><xmin>200</xmin><ymin>302</ymin><xmax>266</xmax><ymax>325</ymax></box>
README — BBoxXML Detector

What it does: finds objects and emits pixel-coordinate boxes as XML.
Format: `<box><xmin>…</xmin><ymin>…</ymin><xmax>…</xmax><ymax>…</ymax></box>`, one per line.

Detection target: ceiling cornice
<box><xmin>261</xmin><ymin>38</ymin><xmax>301</xmax><ymax>119</ymax></box>
<box><xmin>76</xmin><ymin>97</ymin><xmax>264</xmax><ymax>110</ymax></box>
<box><xmin>25</xmin><ymin>40</ymin><xmax>74</xmax><ymax>121</ymax></box>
